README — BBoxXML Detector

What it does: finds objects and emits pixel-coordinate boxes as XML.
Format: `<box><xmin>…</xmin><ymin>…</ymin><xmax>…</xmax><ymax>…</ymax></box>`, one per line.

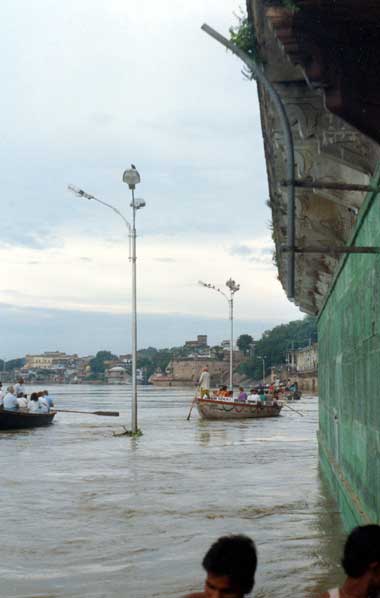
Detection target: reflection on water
<box><xmin>0</xmin><ymin>386</ymin><xmax>345</xmax><ymax>597</ymax></box>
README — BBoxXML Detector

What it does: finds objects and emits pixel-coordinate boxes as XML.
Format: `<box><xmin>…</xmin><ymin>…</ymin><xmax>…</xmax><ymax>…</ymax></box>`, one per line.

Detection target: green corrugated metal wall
<box><xmin>318</xmin><ymin>171</ymin><xmax>380</xmax><ymax>529</ymax></box>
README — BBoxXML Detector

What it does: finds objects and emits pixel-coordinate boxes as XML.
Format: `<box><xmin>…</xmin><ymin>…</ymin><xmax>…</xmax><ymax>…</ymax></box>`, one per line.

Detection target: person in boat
<box><xmin>0</xmin><ymin>382</ymin><xmax>4</xmax><ymax>407</ymax></box>
<box><xmin>320</xmin><ymin>525</ymin><xmax>380</xmax><ymax>598</ymax></box>
<box><xmin>218</xmin><ymin>385</ymin><xmax>229</xmax><ymax>398</ymax></box>
<box><xmin>14</xmin><ymin>377</ymin><xmax>26</xmax><ymax>398</ymax></box>
<box><xmin>199</xmin><ymin>367</ymin><xmax>211</xmax><ymax>398</ymax></box>
<box><xmin>184</xmin><ymin>534</ymin><xmax>257</xmax><ymax>598</ymax></box>
<box><xmin>43</xmin><ymin>390</ymin><xmax>54</xmax><ymax>409</ymax></box>
<box><xmin>236</xmin><ymin>387</ymin><xmax>247</xmax><ymax>402</ymax></box>
<box><xmin>247</xmin><ymin>389</ymin><xmax>258</xmax><ymax>403</ymax></box>
<box><xmin>17</xmin><ymin>394</ymin><xmax>29</xmax><ymax>411</ymax></box>
<box><xmin>3</xmin><ymin>386</ymin><xmax>19</xmax><ymax>411</ymax></box>
<box><xmin>29</xmin><ymin>392</ymin><xmax>49</xmax><ymax>413</ymax></box>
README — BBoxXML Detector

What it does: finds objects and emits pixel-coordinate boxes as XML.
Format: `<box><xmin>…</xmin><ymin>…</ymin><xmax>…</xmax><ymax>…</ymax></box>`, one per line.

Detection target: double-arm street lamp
<box><xmin>68</xmin><ymin>165</ymin><xmax>145</xmax><ymax>434</ymax></box>
<box><xmin>199</xmin><ymin>278</ymin><xmax>240</xmax><ymax>391</ymax></box>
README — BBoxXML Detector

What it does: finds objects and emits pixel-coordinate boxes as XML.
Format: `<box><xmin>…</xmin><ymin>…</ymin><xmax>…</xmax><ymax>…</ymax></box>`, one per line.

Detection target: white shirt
<box><xmin>29</xmin><ymin>398</ymin><xmax>49</xmax><ymax>413</ymax></box>
<box><xmin>4</xmin><ymin>393</ymin><xmax>18</xmax><ymax>411</ymax></box>
<box><xmin>199</xmin><ymin>371</ymin><xmax>210</xmax><ymax>389</ymax></box>
<box><xmin>14</xmin><ymin>383</ymin><xmax>25</xmax><ymax>397</ymax></box>
<box><xmin>17</xmin><ymin>397</ymin><xmax>29</xmax><ymax>410</ymax></box>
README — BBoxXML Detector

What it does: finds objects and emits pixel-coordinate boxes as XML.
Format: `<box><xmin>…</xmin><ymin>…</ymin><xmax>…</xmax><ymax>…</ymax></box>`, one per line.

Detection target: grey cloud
<box><xmin>229</xmin><ymin>244</ymin><xmax>255</xmax><ymax>257</ymax></box>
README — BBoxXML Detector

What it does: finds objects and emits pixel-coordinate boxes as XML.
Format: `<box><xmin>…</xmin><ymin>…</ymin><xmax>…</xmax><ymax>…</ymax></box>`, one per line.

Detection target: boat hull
<box><xmin>0</xmin><ymin>409</ymin><xmax>56</xmax><ymax>430</ymax></box>
<box><xmin>196</xmin><ymin>398</ymin><xmax>282</xmax><ymax>420</ymax></box>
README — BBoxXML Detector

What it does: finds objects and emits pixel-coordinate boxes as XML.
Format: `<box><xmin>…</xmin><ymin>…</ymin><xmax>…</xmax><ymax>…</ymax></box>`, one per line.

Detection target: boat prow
<box><xmin>0</xmin><ymin>409</ymin><xmax>56</xmax><ymax>430</ymax></box>
<box><xmin>196</xmin><ymin>397</ymin><xmax>282</xmax><ymax>420</ymax></box>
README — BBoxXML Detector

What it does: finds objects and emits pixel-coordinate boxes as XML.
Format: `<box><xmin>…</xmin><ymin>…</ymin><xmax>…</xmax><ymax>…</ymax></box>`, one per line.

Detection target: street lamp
<box><xmin>68</xmin><ymin>164</ymin><xmax>145</xmax><ymax>434</ymax></box>
<box><xmin>257</xmin><ymin>356</ymin><xmax>266</xmax><ymax>384</ymax></box>
<box><xmin>199</xmin><ymin>278</ymin><xmax>240</xmax><ymax>391</ymax></box>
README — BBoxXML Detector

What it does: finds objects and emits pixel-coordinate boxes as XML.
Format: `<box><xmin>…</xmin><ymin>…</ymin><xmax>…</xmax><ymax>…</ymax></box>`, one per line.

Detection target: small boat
<box><xmin>0</xmin><ymin>409</ymin><xmax>56</xmax><ymax>430</ymax></box>
<box><xmin>196</xmin><ymin>397</ymin><xmax>282</xmax><ymax>420</ymax></box>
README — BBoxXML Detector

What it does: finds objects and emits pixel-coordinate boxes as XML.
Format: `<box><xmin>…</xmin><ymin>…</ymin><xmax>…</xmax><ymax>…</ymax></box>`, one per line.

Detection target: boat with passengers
<box><xmin>0</xmin><ymin>408</ymin><xmax>56</xmax><ymax>430</ymax></box>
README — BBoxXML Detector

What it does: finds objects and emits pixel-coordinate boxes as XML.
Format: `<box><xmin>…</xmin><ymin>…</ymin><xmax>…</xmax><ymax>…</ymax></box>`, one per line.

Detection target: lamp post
<box><xmin>199</xmin><ymin>278</ymin><xmax>240</xmax><ymax>391</ymax></box>
<box><xmin>257</xmin><ymin>356</ymin><xmax>266</xmax><ymax>384</ymax></box>
<box><xmin>68</xmin><ymin>165</ymin><xmax>145</xmax><ymax>434</ymax></box>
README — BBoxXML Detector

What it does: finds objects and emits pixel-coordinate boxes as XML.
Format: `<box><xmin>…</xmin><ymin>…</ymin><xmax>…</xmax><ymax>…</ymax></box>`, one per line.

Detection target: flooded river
<box><xmin>1</xmin><ymin>386</ymin><xmax>345</xmax><ymax>598</ymax></box>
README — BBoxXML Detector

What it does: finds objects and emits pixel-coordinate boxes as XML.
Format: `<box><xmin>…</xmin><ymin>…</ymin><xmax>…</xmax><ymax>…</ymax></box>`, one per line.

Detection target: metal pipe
<box><xmin>201</xmin><ymin>24</ymin><xmax>296</xmax><ymax>299</ymax></box>
<box><xmin>281</xmin><ymin>180</ymin><xmax>380</xmax><ymax>193</ymax></box>
<box><xmin>287</xmin><ymin>246</ymin><xmax>380</xmax><ymax>254</ymax></box>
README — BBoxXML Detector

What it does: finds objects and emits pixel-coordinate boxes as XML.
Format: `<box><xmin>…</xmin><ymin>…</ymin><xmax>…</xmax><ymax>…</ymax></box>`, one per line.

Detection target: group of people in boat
<box><xmin>184</xmin><ymin>525</ymin><xmax>380</xmax><ymax>598</ymax></box>
<box><xmin>198</xmin><ymin>366</ymin><xmax>297</xmax><ymax>404</ymax></box>
<box><xmin>0</xmin><ymin>378</ymin><xmax>54</xmax><ymax>414</ymax></box>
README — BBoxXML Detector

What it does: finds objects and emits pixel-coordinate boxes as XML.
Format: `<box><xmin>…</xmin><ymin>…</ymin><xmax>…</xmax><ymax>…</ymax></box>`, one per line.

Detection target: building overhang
<box><xmin>249</xmin><ymin>0</ymin><xmax>380</xmax><ymax>314</ymax></box>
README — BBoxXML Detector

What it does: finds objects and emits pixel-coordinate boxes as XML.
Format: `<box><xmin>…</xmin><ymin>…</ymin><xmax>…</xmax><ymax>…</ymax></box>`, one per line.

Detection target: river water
<box><xmin>0</xmin><ymin>386</ymin><xmax>345</xmax><ymax>598</ymax></box>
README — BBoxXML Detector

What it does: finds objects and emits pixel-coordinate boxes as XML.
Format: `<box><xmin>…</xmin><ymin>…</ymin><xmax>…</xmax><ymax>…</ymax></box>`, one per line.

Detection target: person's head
<box><xmin>37</xmin><ymin>391</ymin><xmax>43</xmax><ymax>397</ymax></box>
<box><xmin>239</xmin><ymin>387</ymin><xmax>244</xmax><ymax>392</ymax></box>
<box><xmin>202</xmin><ymin>535</ymin><xmax>257</xmax><ymax>598</ymax></box>
<box><xmin>203</xmin><ymin>366</ymin><xmax>209</xmax><ymax>372</ymax></box>
<box><xmin>18</xmin><ymin>377</ymin><xmax>24</xmax><ymax>384</ymax></box>
<box><xmin>342</xmin><ymin>525</ymin><xmax>380</xmax><ymax>589</ymax></box>
<box><xmin>43</xmin><ymin>390</ymin><xmax>49</xmax><ymax>396</ymax></box>
<box><xmin>7</xmin><ymin>386</ymin><xmax>14</xmax><ymax>394</ymax></box>
<box><xmin>30</xmin><ymin>393</ymin><xmax>38</xmax><ymax>401</ymax></box>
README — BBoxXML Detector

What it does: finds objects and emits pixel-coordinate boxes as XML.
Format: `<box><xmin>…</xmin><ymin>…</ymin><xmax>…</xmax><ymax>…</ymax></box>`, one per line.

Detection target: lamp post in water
<box><xmin>68</xmin><ymin>165</ymin><xmax>145</xmax><ymax>434</ymax></box>
<box><xmin>199</xmin><ymin>278</ymin><xmax>240</xmax><ymax>391</ymax></box>
<box><xmin>257</xmin><ymin>356</ymin><xmax>266</xmax><ymax>384</ymax></box>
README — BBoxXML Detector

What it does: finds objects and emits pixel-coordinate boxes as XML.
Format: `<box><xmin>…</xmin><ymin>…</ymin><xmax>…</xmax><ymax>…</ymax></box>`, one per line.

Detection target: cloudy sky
<box><xmin>1</xmin><ymin>0</ymin><xmax>300</xmax><ymax>358</ymax></box>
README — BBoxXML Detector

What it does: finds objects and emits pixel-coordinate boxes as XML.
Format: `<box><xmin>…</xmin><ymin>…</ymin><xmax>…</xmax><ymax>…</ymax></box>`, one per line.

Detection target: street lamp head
<box><xmin>226</xmin><ymin>277</ymin><xmax>240</xmax><ymax>294</ymax></box>
<box><xmin>133</xmin><ymin>198</ymin><xmax>146</xmax><ymax>210</ymax></box>
<box><xmin>123</xmin><ymin>166</ymin><xmax>141</xmax><ymax>189</ymax></box>
<box><xmin>67</xmin><ymin>185</ymin><xmax>93</xmax><ymax>200</ymax></box>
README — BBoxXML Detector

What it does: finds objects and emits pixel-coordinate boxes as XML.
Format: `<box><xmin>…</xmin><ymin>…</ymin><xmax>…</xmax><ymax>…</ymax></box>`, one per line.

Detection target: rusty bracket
<box><xmin>281</xmin><ymin>246</ymin><xmax>380</xmax><ymax>254</ymax></box>
<box><xmin>281</xmin><ymin>180</ymin><xmax>380</xmax><ymax>193</ymax></box>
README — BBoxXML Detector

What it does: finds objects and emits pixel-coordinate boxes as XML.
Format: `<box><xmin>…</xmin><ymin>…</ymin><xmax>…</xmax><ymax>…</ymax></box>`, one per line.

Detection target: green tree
<box><xmin>237</xmin><ymin>334</ymin><xmax>254</xmax><ymax>355</ymax></box>
<box><xmin>89</xmin><ymin>351</ymin><xmax>117</xmax><ymax>376</ymax></box>
<box><xmin>6</xmin><ymin>358</ymin><xmax>26</xmax><ymax>371</ymax></box>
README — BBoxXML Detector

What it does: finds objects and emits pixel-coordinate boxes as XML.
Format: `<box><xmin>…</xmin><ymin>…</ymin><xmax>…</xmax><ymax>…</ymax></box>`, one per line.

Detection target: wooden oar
<box><xmin>283</xmin><ymin>403</ymin><xmax>304</xmax><ymax>417</ymax></box>
<box><xmin>55</xmin><ymin>409</ymin><xmax>119</xmax><ymax>417</ymax></box>
<box><xmin>186</xmin><ymin>391</ymin><xmax>199</xmax><ymax>421</ymax></box>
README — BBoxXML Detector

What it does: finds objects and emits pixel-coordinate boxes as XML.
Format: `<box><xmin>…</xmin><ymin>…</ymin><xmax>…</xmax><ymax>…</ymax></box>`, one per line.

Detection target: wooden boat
<box><xmin>196</xmin><ymin>397</ymin><xmax>282</xmax><ymax>420</ymax></box>
<box><xmin>0</xmin><ymin>409</ymin><xmax>56</xmax><ymax>430</ymax></box>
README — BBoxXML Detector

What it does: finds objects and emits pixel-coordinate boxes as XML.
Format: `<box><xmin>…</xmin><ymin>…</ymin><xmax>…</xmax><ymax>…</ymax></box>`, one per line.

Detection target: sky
<box><xmin>0</xmin><ymin>0</ymin><xmax>301</xmax><ymax>358</ymax></box>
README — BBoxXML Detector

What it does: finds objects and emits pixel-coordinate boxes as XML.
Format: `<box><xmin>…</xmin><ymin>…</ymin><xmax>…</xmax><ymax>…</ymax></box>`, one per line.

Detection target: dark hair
<box><xmin>342</xmin><ymin>525</ymin><xmax>380</xmax><ymax>578</ymax></box>
<box><xmin>30</xmin><ymin>393</ymin><xmax>38</xmax><ymax>401</ymax></box>
<box><xmin>202</xmin><ymin>535</ymin><xmax>257</xmax><ymax>594</ymax></box>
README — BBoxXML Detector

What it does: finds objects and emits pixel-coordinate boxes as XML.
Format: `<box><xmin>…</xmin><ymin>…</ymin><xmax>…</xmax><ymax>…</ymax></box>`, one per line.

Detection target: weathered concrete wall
<box><xmin>318</xmin><ymin>175</ymin><xmax>380</xmax><ymax>527</ymax></box>
<box><xmin>169</xmin><ymin>359</ymin><xmax>236</xmax><ymax>387</ymax></box>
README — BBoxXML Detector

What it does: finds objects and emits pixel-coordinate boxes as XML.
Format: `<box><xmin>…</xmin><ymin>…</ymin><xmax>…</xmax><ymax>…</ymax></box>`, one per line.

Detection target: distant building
<box><xmin>25</xmin><ymin>351</ymin><xmax>78</xmax><ymax>370</ymax></box>
<box><xmin>184</xmin><ymin>334</ymin><xmax>208</xmax><ymax>350</ymax></box>
<box><xmin>106</xmin><ymin>366</ymin><xmax>130</xmax><ymax>385</ymax></box>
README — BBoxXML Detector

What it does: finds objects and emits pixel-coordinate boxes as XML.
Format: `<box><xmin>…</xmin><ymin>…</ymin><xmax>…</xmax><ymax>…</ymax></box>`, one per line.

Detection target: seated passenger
<box><xmin>219</xmin><ymin>385</ymin><xmax>228</xmax><ymax>398</ymax></box>
<box><xmin>43</xmin><ymin>390</ymin><xmax>54</xmax><ymax>409</ymax></box>
<box><xmin>17</xmin><ymin>395</ymin><xmax>29</xmax><ymax>410</ymax></box>
<box><xmin>36</xmin><ymin>391</ymin><xmax>49</xmax><ymax>413</ymax></box>
<box><xmin>4</xmin><ymin>386</ymin><xmax>19</xmax><ymax>411</ymax></box>
<box><xmin>247</xmin><ymin>389</ymin><xmax>258</xmax><ymax>403</ymax></box>
<box><xmin>237</xmin><ymin>387</ymin><xmax>247</xmax><ymax>402</ymax></box>
<box><xmin>29</xmin><ymin>392</ymin><xmax>42</xmax><ymax>413</ymax></box>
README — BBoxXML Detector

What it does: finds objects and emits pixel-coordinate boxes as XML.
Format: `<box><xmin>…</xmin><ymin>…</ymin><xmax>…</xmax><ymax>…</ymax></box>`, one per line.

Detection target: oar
<box><xmin>186</xmin><ymin>390</ymin><xmax>199</xmax><ymax>421</ymax></box>
<box><xmin>283</xmin><ymin>403</ymin><xmax>304</xmax><ymax>417</ymax></box>
<box><xmin>55</xmin><ymin>409</ymin><xmax>119</xmax><ymax>417</ymax></box>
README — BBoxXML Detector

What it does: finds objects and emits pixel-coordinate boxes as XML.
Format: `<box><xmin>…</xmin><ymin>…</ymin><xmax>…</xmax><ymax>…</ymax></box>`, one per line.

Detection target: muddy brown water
<box><xmin>0</xmin><ymin>386</ymin><xmax>345</xmax><ymax>597</ymax></box>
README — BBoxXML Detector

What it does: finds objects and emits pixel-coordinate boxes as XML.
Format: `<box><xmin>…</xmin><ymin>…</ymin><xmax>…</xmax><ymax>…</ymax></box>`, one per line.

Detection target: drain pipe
<box><xmin>201</xmin><ymin>24</ymin><xmax>296</xmax><ymax>299</ymax></box>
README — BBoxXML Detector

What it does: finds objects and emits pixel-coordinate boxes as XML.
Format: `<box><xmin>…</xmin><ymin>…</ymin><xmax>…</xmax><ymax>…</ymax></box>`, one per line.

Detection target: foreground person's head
<box><xmin>202</xmin><ymin>535</ymin><xmax>257</xmax><ymax>598</ymax></box>
<box><xmin>342</xmin><ymin>525</ymin><xmax>380</xmax><ymax>590</ymax></box>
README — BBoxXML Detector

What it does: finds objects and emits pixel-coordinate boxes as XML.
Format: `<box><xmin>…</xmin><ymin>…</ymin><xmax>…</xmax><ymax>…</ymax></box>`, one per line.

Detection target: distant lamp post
<box><xmin>199</xmin><ymin>278</ymin><xmax>240</xmax><ymax>390</ymax></box>
<box><xmin>68</xmin><ymin>164</ymin><xmax>145</xmax><ymax>434</ymax></box>
<box><xmin>257</xmin><ymin>356</ymin><xmax>266</xmax><ymax>384</ymax></box>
